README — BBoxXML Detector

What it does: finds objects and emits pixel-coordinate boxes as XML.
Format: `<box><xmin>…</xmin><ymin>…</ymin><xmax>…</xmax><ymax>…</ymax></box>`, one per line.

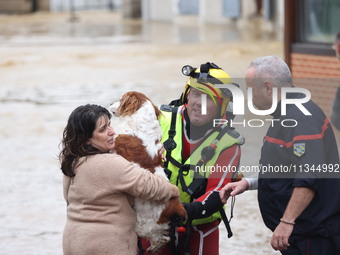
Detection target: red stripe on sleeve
<box><xmin>265</xmin><ymin>118</ymin><xmax>329</xmax><ymax>148</ymax></box>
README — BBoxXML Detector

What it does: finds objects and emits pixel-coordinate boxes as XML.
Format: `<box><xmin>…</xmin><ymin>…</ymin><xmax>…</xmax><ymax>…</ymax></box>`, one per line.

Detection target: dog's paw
<box><xmin>146</xmin><ymin>235</ymin><xmax>170</xmax><ymax>254</ymax></box>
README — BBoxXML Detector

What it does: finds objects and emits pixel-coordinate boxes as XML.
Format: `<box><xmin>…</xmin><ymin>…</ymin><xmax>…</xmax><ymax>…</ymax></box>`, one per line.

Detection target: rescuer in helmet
<box><xmin>141</xmin><ymin>62</ymin><xmax>244</xmax><ymax>255</ymax></box>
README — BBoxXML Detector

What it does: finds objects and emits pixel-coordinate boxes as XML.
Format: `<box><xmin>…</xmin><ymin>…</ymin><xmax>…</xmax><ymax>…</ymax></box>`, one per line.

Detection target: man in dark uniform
<box><xmin>220</xmin><ymin>56</ymin><xmax>340</xmax><ymax>254</ymax></box>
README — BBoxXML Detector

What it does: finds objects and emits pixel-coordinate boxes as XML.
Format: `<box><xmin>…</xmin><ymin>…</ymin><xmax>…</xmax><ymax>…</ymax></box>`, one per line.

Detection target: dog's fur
<box><xmin>110</xmin><ymin>91</ymin><xmax>187</xmax><ymax>254</ymax></box>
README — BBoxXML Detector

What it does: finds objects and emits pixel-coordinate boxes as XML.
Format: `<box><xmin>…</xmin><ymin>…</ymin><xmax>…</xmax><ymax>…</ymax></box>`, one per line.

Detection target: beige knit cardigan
<box><xmin>62</xmin><ymin>153</ymin><xmax>176</xmax><ymax>255</ymax></box>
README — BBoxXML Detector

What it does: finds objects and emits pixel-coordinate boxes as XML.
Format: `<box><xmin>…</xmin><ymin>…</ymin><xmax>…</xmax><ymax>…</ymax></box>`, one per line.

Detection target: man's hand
<box><xmin>270</xmin><ymin>187</ymin><xmax>315</xmax><ymax>251</ymax></box>
<box><xmin>219</xmin><ymin>179</ymin><xmax>249</xmax><ymax>203</ymax></box>
<box><xmin>270</xmin><ymin>222</ymin><xmax>293</xmax><ymax>251</ymax></box>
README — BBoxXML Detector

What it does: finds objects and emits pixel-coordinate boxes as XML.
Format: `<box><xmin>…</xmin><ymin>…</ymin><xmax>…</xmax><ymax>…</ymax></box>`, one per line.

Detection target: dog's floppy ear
<box><xmin>119</xmin><ymin>92</ymin><xmax>144</xmax><ymax>116</ymax></box>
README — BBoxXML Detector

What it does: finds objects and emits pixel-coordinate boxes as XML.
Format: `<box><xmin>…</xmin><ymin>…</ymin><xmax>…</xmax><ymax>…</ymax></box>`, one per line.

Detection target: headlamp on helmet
<box><xmin>182</xmin><ymin>65</ymin><xmax>196</xmax><ymax>76</ymax></box>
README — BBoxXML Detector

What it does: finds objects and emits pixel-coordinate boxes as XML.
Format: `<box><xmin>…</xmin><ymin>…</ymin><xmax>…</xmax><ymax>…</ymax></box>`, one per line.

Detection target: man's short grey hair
<box><xmin>248</xmin><ymin>55</ymin><xmax>293</xmax><ymax>87</ymax></box>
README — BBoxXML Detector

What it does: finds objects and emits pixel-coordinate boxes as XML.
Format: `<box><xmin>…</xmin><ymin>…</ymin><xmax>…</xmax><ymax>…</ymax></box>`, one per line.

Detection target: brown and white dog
<box><xmin>110</xmin><ymin>91</ymin><xmax>187</xmax><ymax>254</ymax></box>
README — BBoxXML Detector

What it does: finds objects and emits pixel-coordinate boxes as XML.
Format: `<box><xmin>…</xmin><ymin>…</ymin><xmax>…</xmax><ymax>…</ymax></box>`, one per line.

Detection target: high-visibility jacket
<box><xmin>159</xmin><ymin>105</ymin><xmax>243</xmax><ymax>225</ymax></box>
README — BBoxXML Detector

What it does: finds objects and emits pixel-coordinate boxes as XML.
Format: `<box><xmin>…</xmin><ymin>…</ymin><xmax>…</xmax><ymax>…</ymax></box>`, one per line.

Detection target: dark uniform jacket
<box><xmin>258</xmin><ymin>92</ymin><xmax>340</xmax><ymax>237</ymax></box>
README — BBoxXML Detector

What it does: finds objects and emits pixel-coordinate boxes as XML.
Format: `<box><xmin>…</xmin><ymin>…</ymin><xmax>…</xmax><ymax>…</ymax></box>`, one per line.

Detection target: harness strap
<box><xmin>183</xmin><ymin>218</ymin><xmax>193</xmax><ymax>255</ymax></box>
<box><xmin>169</xmin><ymin>96</ymin><xmax>184</xmax><ymax>107</ymax></box>
<box><xmin>167</xmin><ymin>218</ymin><xmax>180</xmax><ymax>255</ymax></box>
<box><xmin>168</xmin><ymin>156</ymin><xmax>183</xmax><ymax>169</ymax></box>
<box><xmin>197</xmin><ymin>123</ymin><xmax>231</xmax><ymax>167</ymax></box>
<box><xmin>219</xmin><ymin>208</ymin><xmax>233</xmax><ymax>238</ymax></box>
<box><xmin>163</xmin><ymin>106</ymin><xmax>179</xmax><ymax>173</ymax></box>
<box><xmin>137</xmin><ymin>237</ymin><xmax>144</xmax><ymax>255</ymax></box>
<box><xmin>178</xmin><ymin>165</ymin><xmax>207</xmax><ymax>198</ymax></box>
<box><xmin>178</xmin><ymin>123</ymin><xmax>233</xmax><ymax>198</ymax></box>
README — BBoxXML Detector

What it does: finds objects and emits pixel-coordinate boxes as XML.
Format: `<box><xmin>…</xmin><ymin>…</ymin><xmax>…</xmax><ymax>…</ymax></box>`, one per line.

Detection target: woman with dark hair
<box><xmin>59</xmin><ymin>104</ymin><xmax>179</xmax><ymax>255</ymax></box>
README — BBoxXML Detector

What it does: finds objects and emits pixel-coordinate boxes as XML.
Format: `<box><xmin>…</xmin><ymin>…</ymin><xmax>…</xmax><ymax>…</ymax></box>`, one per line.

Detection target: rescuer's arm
<box><xmin>184</xmin><ymin>144</ymin><xmax>241</xmax><ymax>219</ymax></box>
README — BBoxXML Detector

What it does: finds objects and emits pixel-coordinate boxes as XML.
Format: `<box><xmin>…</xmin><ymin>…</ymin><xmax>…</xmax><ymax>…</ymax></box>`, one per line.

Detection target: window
<box><xmin>178</xmin><ymin>0</ymin><xmax>199</xmax><ymax>15</ymax></box>
<box><xmin>300</xmin><ymin>0</ymin><xmax>340</xmax><ymax>43</ymax></box>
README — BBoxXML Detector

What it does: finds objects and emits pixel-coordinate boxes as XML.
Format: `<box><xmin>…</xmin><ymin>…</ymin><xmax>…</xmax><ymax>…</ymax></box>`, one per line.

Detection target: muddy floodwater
<box><xmin>0</xmin><ymin>11</ymin><xmax>283</xmax><ymax>254</ymax></box>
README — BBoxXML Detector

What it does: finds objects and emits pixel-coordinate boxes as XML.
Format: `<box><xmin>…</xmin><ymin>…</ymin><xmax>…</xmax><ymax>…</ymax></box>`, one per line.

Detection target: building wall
<box><xmin>122</xmin><ymin>0</ymin><xmax>141</xmax><ymax>18</ymax></box>
<box><xmin>38</xmin><ymin>0</ymin><xmax>50</xmax><ymax>10</ymax></box>
<box><xmin>200</xmin><ymin>0</ymin><xmax>223</xmax><ymax>24</ymax></box>
<box><xmin>142</xmin><ymin>0</ymin><xmax>283</xmax><ymax>33</ymax></box>
<box><xmin>200</xmin><ymin>0</ymin><xmax>241</xmax><ymax>24</ymax></box>
<box><xmin>142</xmin><ymin>0</ymin><xmax>174</xmax><ymax>21</ymax></box>
<box><xmin>0</xmin><ymin>0</ymin><xmax>49</xmax><ymax>13</ymax></box>
<box><xmin>0</xmin><ymin>0</ymin><xmax>32</xmax><ymax>13</ymax></box>
<box><xmin>49</xmin><ymin>0</ymin><xmax>117</xmax><ymax>12</ymax></box>
<box><xmin>291</xmin><ymin>53</ymin><xmax>340</xmax><ymax>117</ymax></box>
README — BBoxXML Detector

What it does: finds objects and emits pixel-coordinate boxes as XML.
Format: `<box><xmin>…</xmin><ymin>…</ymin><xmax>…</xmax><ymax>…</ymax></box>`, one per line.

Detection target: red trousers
<box><xmin>140</xmin><ymin>220</ymin><xmax>220</xmax><ymax>255</ymax></box>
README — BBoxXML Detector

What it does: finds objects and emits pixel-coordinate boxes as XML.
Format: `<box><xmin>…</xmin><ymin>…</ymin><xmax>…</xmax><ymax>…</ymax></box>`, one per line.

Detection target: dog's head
<box><xmin>110</xmin><ymin>91</ymin><xmax>161</xmax><ymax>118</ymax></box>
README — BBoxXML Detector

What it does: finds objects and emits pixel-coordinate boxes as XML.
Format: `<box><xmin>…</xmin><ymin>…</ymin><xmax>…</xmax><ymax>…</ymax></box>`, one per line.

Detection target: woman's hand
<box><xmin>158</xmin><ymin>143</ymin><xmax>167</xmax><ymax>162</ymax></box>
<box><xmin>169</xmin><ymin>184</ymin><xmax>180</xmax><ymax>199</ymax></box>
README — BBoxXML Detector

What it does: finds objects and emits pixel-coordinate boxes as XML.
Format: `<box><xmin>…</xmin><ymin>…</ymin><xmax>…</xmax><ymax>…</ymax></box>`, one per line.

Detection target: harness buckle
<box><xmin>179</xmin><ymin>164</ymin><xmax>190</xmax><ymax>176</ymax></box>
<box><xmin>201</xmin><ymin>145</ymin><xmax>216</xmax><ymax>163</ymax></box>
<box><xmin>168</xmin><ymin>129</ymin><xmax>176</xmax><ymax>137</ymax></box>
<box><xmin>163</xmin><ymin>138</ymin><xmax>177</xmax><ymax>152</ymax></box>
